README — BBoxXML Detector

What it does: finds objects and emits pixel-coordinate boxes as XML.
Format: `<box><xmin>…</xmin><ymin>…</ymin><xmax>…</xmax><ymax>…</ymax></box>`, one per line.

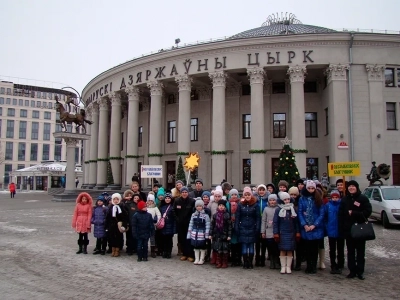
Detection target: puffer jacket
<box><xmin>235</xmin><ymin>196</ymin><xmax>261</xmax><ymax>243</ymax></box>
<box><xmin>257</xmin><ymin>193</ymin><xmax>270</xmax><ymax>216</ymax></box>
<box><xmin>131</xmin><ymin>210</ymin><xmax>155</xmax><ymax>240</ymax></box>
<box><xmin>298</xmin><ymin>189</ymin><xmax>325</xmax><ymax>240</ymax></box>
<box><xmin>324</xmin><ymin>200</ymin><xmax>342</xmax><ymax>238</ymax></box>
<box><xmin>187</xmin><ymin>210</ymin><xmax>210</xmax><ymax>248</ymax></box>
<box><xmin>160</xmin><ymin>202</ymin><xmax>176</xmax><ymax>236</ymax></box>
<box><xmin>91</xmin><ymin>205</ymin><xmax>108</xmax><ymax>238</ymax></box>
<box><xmin>173</xmin><ymin>196</ymin><xmax>195</xmax><ymax>227</ymax></box>
<box><xmin>273</xmin><ymin>206</ymin><xmax>299</xmax><ymax>251</ymax></box>
<box><xmin>72</xmin><ymin>192</ymin><xmax>93</xmax><ymax>233</ymax></box>
<box><xmin>261</xmin><ymin>206</ymin><xmax>278</xmax><ymax>238</ymax></box>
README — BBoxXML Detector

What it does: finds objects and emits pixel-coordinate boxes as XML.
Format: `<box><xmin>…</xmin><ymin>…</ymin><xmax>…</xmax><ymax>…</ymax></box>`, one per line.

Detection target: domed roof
<box><xmin>230</xmin><ymin>13</ymin><xmax>336</xmax><ymax>39</ymax></box>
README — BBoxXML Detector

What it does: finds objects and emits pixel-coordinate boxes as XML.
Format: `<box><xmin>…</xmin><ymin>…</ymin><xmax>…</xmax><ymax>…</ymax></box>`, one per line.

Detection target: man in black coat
<box><xmin>189</xmin><ymin>178</ymin><xmax>204</xmax><ymax>199</ymax></box>
<box><xmin>339</xmin><ymin>180</ymin><xmax>372</xmax><ymax>280</ymax></box>
<box><xmin>174</xmin><ymin>186</ymin><xmax>195</xmax><ymax>262</ymax></box>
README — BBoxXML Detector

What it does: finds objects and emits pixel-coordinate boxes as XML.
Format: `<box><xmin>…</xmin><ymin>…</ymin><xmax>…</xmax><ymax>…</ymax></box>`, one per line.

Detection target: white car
<box><xmin>362</xmin><ymin>186</ymin><xmax>400</xmax><ymax>228</ymax></box>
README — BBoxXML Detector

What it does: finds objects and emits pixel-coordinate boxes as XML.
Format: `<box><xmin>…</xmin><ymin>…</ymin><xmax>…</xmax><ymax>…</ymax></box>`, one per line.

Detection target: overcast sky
<box><xmin>0</xmin><ymin>0</ymin><xmax>399</xmax><ymax>95</ymax></box>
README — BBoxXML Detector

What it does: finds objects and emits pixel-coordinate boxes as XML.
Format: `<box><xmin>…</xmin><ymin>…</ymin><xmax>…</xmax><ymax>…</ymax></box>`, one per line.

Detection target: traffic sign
<box><xmin>328</xmin><ymin>161</ymin><xmax>361</xmax><ymax>177</ymax></box>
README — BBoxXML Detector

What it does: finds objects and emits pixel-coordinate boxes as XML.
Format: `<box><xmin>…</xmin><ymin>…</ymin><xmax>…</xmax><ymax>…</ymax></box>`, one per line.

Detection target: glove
<box><xmin>296</xmin><ymin>233</ymin><xmax>301</xmax><ymax>243</ymax></box>
<box><xmin>274</xmin><ymin>234</ymin><xmax>280</xmax><ymax>243</ymax></box>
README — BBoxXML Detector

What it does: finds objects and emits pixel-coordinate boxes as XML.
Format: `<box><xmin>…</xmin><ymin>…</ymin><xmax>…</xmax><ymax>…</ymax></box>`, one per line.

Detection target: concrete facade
<box><xmin>81</xmin><ymin>22</ymin><xmax>400</xmax><ymax>190</ymax></box>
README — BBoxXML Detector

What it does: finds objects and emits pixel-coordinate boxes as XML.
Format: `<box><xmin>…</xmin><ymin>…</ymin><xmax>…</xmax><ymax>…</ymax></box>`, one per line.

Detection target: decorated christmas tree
<box><xmin>273</xmin><ymin>137</ymin><xmax>301</xmax><ymax>188</ymax></box>
<box><xmin>107</xmin><ymin>161</ymin><xmax>114</xmax><ymax>185</ymax></box>
<box><xmin>176</xmin><ymin>156</ymin><xmax>186</xmax><ymax>185</ymax></box>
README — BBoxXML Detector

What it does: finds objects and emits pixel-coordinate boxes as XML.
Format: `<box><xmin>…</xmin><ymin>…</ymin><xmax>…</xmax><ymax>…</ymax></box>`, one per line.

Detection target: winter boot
<box><xmin>294</xmin><ymin>253</ymin><xmax>302</xmax><ymax>271</ymax></box>
<box><xmin>286</xmin><ymin>256</ymin><xmax>293</xmax><ymax>274</ymax></box>
<box><xmin>115</xmin><ymin>248</ymin><xmax>120</xmax><ymax>257</ymax></box>
<box><xmin>270</xmin><ymin>255</ymin><xmax>276</xmax><ymax>269</ymax></box>
<box><xmin>255</xmin><ymin>254</ymin><xmax>260</xmax><ymax>267</ymax></box>
<box><xmin>76</xmin><ymin>240</ymin><xmax>83</xmax><ymax>254</ymax></box>
<box><xmin>151</xmin><ymin>246</ymin><xmax>156</xmax><ymax>258</ymax></box>
<box><xmin>177</xmin><ymin>243</ymin><xmax>183</xmax><ymax>256</ymax></box>
<box><xmin>193</xmin><ymin>249</ymin><xmax>200</xmax><ymax>265</ymax></box>
<box><xmin>318</xmin><ymin>249</ymin><xmax>326</xmax><ymax>269</ymax></box>
<box><xmin>280</xmin><ymin>256</ymin><xmax>287</xmax><ymax>274</ymax></box>
<box><xmin>198</xmin><ymin>250</ymin><xmax>206</xmax><ymax>265</ymax></box>
<box><xmin>210</xmin><ymin>251</ymin><xmax>217</xmax><ymax>265</ymax></box>
<box><xmin>110</xmin><ymin>247</ymin><xmax>115</xmax><ymax>257</ymax></box>
<box><xmin>248</xmin><ymin>254</ymin><xmax>254</xmax><ymax>269</ymax></box>
<box><xmin>221</xmin><ymin>253</ymin><xmax>228</xmax><ymax>268</ymax></box>
<box><xmin>83</xmin><ymin>240</ymin><xmax>89</xmax><ymax>254</ymax></box>
<box><xmin>242</xmin><ymin>254</ymin><xmax>248</xmax><ymax>269</ymax></box>
<box><xmin>215</xmin><ymin>253</ymin><xmax>222</xmax><ymax>268</ymax></box>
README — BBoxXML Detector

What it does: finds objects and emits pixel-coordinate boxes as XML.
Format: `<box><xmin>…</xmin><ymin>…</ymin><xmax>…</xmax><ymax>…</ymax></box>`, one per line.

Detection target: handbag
<box><xmin>156</xmin><ymin>205</ymin><xmax>171</xmax><ymax>230</ymax></box>
<box><xmin>350</xmin><ymin>216</ymin><xmax>375</xmax><ymax>241</ymax></box>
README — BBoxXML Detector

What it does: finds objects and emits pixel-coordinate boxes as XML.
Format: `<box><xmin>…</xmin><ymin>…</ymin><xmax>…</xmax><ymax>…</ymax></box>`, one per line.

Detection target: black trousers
<box><xmin>155</xmin><ymin>230</ymin><xmax>163</xmax><ymax>253</ymax></box>
<box><xmin>95</xmin><ymin>237</ymin><xmax>107</xmax><ymax>251</ymax></box>
<box><xmin>162</xmin><ymin>234</ymin><xmax>174</xmax><ymax>253</ymax></box>
<box><xmin>295</xmin><ymin>238</ymin><xmax>305</xmax><ymax>265</ymax></box>
<box><xmin>304</xmin><ymin>239</ymin><xmax>320</xmax><ymax>269</ymax></box>
<box><xmin>126</xmin><ymin>230</ymin><xmax>134</xmax><ymax>253</ymax></box>
<box><xmin>328</xmin><ymin>237</ymin><xmax>345</xmax><ymax>268</ymax></box>
<box><xmin>346</xmin><ymin>238</ymin><xmax>366</xmax><ymax>274</ymax></box>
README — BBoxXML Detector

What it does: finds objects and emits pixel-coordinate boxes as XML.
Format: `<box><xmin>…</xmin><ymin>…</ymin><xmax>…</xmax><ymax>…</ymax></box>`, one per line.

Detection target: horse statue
<box><xmin>55</xmin><ymin>96</ymin><xmax>93</xmax><ymax>133</ymax></box>
<box><xmin>366</xmin><ymin>161</ymin><xmax>391</xmax><ymax>186</ymax></box>
<box><xmin>65</xmin><ymin>94</ymin><xmax>80</xmax><ymax>113</ymax></box>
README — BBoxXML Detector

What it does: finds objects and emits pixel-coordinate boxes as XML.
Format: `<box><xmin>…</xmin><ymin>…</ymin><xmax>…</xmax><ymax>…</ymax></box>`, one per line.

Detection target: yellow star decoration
<box><xmin>184</xmin><ymin>152</ymin><xmax>200</xmax><ymax>171</ymax></box>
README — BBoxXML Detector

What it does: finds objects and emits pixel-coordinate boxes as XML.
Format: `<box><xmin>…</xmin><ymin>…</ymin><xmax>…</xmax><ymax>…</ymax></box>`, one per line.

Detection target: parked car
<box><xmin>362</xmin><ymin>186</ymin><xmax>400</xmax><ymax>228</ymax></box>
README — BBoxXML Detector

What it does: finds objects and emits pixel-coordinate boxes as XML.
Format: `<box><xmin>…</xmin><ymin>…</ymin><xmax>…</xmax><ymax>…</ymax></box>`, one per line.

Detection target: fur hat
<box><xmin>288</xmin><ymin>186</ymin><xmax>299</xmax><ymax>196</ymax></box>
<box><xmin>195</xmin><ymin>178</ymin><xmax>203</xmax><ymax>185</ymax></box>
<box><xmin>279</xmin><ymin>192</ymin><xmax>291</xmax><ymax>201</ymax></box>
<box><xmin>202</xmin><ymin>191</ymin><xmax>211</xmax><ymax>199</ymax></box>
<box><xmin>137</xmin><ymin>201</ymin><xmax>146</xmax><ymax>211</ymax></box>
<box><xmin>229</xmin><ymin>188</ymin><xmax>239</xmax><ymax>196</ymax></box>
<box><xmin>330</xmin><ymin>190</ymin><xmax>340</xmax><ymax>198</ymax></box>
<box><xmin>257</xmin><ymin>184</ymin><xmax>267</xmax><ymax>191</ymax></box>
<box><xmin>180</xmin><ymin>186</ymin><xmax>189</xmax><ymax>193</ymax></box>
<box><xmin>268</xmin><ymin>194</ymin><xmax>278</xmax><ymax>201</ymax></box>
<box><xmin>278</xmin><ymin>180</ymin><xmax>289</xmax><ymax>189</ymax></box>
<box><xmin>306</xmin><ymin>180</ymin><xmax>316</xmax><ymax>189</ymax></box>
<box><xmin>111</xmin><ymin>193</ymin><xmax>122</xmax><ymax>204</ymax></box>
<box><xmin>123</xmin><ymin>189</ymin><xmax>133</xmax><ymax>198</ymax></box>
<box><xmin>243</xmin><ymin>187</ymin><xmax>252</xmax><ymax>195</ymax></box>
<box><xmin>147</xmin><ymin>194</ymin><xmax>155</xmax><ymax>202</ymax></box>
<box><xmin>195</xmin><ymin>199</ymin><xmax>204</xmax><ymax>207</ymax></box>
<box><xmin>217</xmin><ymin>200</ymin><xmax>226</xmax><ymax>207</ymax></box>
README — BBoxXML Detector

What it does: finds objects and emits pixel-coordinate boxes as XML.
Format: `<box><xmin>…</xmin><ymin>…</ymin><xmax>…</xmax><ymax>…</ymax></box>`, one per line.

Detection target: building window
<box><xmin>4</xmin><ymin>164</ymin><xmax>12</xmax><ymax>185</ymax></box>
<box><xmin>6</xmin><ymin>88</ymin><xmax>11</xmax><ymax>95</ymax></box>
<box><xmin>305</xmin><ymin>112</ymin><xmax>318</xmax><ymax>137</ymax></box>
<box><xmin>30</xmin><ymin>143</ymin><xmax>38</xmax><ymax>161</ymax></box>
<box><xmin>42</xmin><ymin>144</ymin><xmax>50</xmax><ymax>161</ymax></box>
<box><xmin>24</xmin><ymin>99</ymin><xmax>29</xmax><ymax>106</ymax></box>
<box><xmin>386</xmin><ymin>102</ymin><xmax>396</xmax><ymax>130</ymax></box>
<box><xmin>273</xmin><ymin>113</ymin><xmax>286</xmax><ymax>138</ymax></box>
<box><xmin>32</xmin><ymin>110</ymin><xmax>40</xmax><ymax>118</ymax></box>
<box><xmin>306</xmin><ymin>158</ymin><xmax>319</xmax><ymax>180</ymax></box>
<box><xmin>31</xmin><ymin>122</ymin><xmax>39</xmax><ymax>140</ymax></box>
<box><xmin>19</xmin><ymin>121</ymin><xmax>27</xmax><ymax>139</ymax></box>
<box><xmin>6</xmin><ymin>98</ymin><xmax>11</xmax><ymax>104</ymax></box>
<box><xmin>5</xmin><ymin>142</ymin><xmax>13</xmax><ymax>160</ymax></box>
<box><xmin>191</xmin><ymin>89</ymin><xmax>199</xmax><ymax>100</ymax></box>
<box><xmin>56</xmin><ymin>124</ymin><xmax>62</xmax><ymax>132</ymax></box>
<box><xmin>43</xmin><ymin>123</ymin><xmax>51</xmax><ymax>140</ymax></box>
<box><xmin>385</xmin><ymin>68</ymin><xmax>395</xmax><ymax>87</ymax></box>
<box><xmin>191</xmin><ymin>118</ymin><xmax>198</xmax><ymax>141</ymax></box>
<box><xmin>7</xmin><ymin>108</ymin><xmax>15</xmax><ymax>116</ymax></box>
<box><xmin>242</xmin><ymin>84</ymin><xmax>251</xmax><ymax>95</ymax></box>
<box><xmin>325</xmin><ymin>108</ymin><xmax>329</xmax><ymax>135</ymax></box>
<box><xmin>0</xmin><ymin>107</ymin><xmax>2</xmax><ymax>116</ymax></box>
<box><xmin>6</xmin><ymin>120</ymin><xmax>14</xmax><ymax>138</ymax></box>
<box><xmin>37</xmin><ymin>91</ymin><xmax>41</xmax><ymax>98</ymax></box>
<box><xmin>44</xmin><ymin>111</ymin><xmax>51</xmax><ymax>119</ymax></box>
<box><xmin>75</xmin><ymin>147</ymin><xmax>79</xmax><ymax>163</ymax></box>
<box><xmin>18</xmin><ymin>142</ymin><xmax>26</xmax><ymax>161</ymax></box>
<box><xmin>0</xmin><ymin>87</ymin><xmax>4</xmax><ymax>94</ymax></box>
<box><xmin>17</xmin><ymin>164</ymin><xmax>25</xmax><ymax>171</ymax></box>
<box><xmin>0</xmin><ymin>97</ymin><xmax>3</xmax><ymax>104</ymax></box>
<box><xmin>20</xmin><ymin>109</ymin><xmax>27</xmax><ymax>117</ymax></box>
<box><xmin>304</xmin><ymin>81</ymin><xmax>317</xmax><ymax>93</ymax></box>
<box><xmin>242</xmin><ymin>114</ymin><xmax>251</xmax><ymax>139</ymax></box>
<box><xmin>168</xmin><ymin>94</ymin><xmax>176</xmax><ymax>104</ymax></box>
<box><xmin>31</xmin><ymin>100</ymin><xmax>35</xmax><ymax>107</ymax></box>
<box><xmin>12</xmin><ymin>98</ymin><xmax>17</xmax><ymax>105</ymax></box>
<box><xmin>18</xmin><ymin>99</ymin><xmax>23</xmax><ymax>106</ymax></box>
<box><xmin>138</xmin><ymin>126</ymin><xmax>143</xmax><ymax>147</ymax></box>
<box><xmin>48</xmin><ymin>102</ymin><xmax>53</xmax><ymax>109</ymax></box>
<box><xmin>0</xmin><ymin>119</ymin><xmax>2</xmax><ymax>137</ymax></box>
<box><xmin>55</xmin><ymin>138</ymin><xmax>62</xmax><ymax>161</ymax></box>
<box><xmin>42</xmin><ymin>92</ymin><xmax>47</xmax><ymax>99</ymax></box>
<box><xmin>242</xmin><ymin>159</ymin><xmax>251</xmax><ymax>184</ymax></box>
<box><xmin>272</xmin><ymin>82</ymin><xmax>286</xmax><ymax>94</ymax></box>
<box><xmin>36</xmin><ymin>101</ymin><xmax>41</xmax><ymax>108</ymax></box>
<box><xmin>167</xmin><ymin>121</ymin><xmax>176</xmax><ymax>143</ymax></box>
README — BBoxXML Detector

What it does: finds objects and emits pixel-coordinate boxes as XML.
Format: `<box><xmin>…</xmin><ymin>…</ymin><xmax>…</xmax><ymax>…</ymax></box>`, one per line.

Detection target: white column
<box><xmin>287</xmin><ymin>65</ymin><xmax>307</xmax><ymax>178</ymax></box>
<box><xmin>366</xmin><ymin>64</ymin><xmax>386</xmax><ymax>164</ymax></box>
<box><xmin>176</xmin><ymin>75</ymin><xmax>192</xmax><ymax>154</ymax></box>
<box><xmin>96</xmin><ymin>97</ymin><xmax>109</xmax><ymax>188</ymax></box>
<box><xmin>88</xmin><ymin>103</ymin><xmax>99</xmax><ymax>187</ymax></box>
<box><xmin>125</xmin><ymin>86</ymin><xmax>140</xmax><ymax>186</ymax></box>
<box><xmin>209</xmin><ymin>71</ymin><xmax>227</xmax><ymax>186</ymax></box>
<box><xmin>325</xmin><ymin>64</ymin><xmax>350</xmax><ymax>162</ymax></box>
<box><xmin>82</xmin><ymin>105</ymin><xmax>92</xmax><ymax>187</ymax></box>
<box><xmin>147</xmin><ymin>81</ymin><xmax>163</xmax><ymax>165</ymax></box>
<box><xmin>109</xmin><ymin>92</ymin><xmax>122</xmax><ymax>187</ymax></box>
<box><xmin>65</xmin><ymin>137</ymin><xmax>78</xmax><ymax>191</ymax></box>
<box><xmin>248</xmin><ymin>67</ymin><xmax>265</xmax><ymax>185</ymax></box>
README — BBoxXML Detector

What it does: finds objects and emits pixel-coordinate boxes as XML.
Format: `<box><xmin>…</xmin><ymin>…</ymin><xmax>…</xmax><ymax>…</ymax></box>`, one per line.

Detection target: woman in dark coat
<box><xmin>235</xmin><ymin>186</ymin><xmax>261</xmax><ymax>269</ymax></box>
<box><xmin>339</xmin><ymin>180</ymin><xmax>372</xmax><ymax>280</ymax></box>
<box><xmin>159</xmin><ymin>193</ymin><xmax>176</xmax><ymax>258</ymax></box>
<box><xmin>105</xmin><ymin>193</ymin><xmax>128</xmax><ymax>257</ymax></box>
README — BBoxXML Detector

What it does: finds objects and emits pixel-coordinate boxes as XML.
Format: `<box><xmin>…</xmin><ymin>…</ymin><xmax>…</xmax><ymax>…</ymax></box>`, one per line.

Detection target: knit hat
<box><xmin>278</xmin><ymin>180</ymin><xmax>289</xmax><ymax>189</ymax></box>
<box><xmin>164</xmin><ymin>193</ymin><xmax>172</xmax><ymax>200</ymax></box>
<box><xmin>306</xmin><ymin>180</ymin><xmax>316</xmax><ymax>189</ymax></box>
<box><xmin>180</xmin><ymin>186</ymin><xmax>189</xmax><ymax>193</ymax></box>
<box><xmin>217</xmin><ymin>200</ymin><xmax>226</xmax><ymax>207</ymax></box>
<box><xmin>347</xmin><ymin>180</ymin><xmax>360</xmax><ymax>191</ymax></box>
<box><xmin>111</xmin><ymin>193</ymin><xmax>122</xmax><ymax>204</ymax></box>
<box><xmin>202</xmin><ymin>191</ymin><xmax>211</xmax><ymax>199</ymax></box>
<box><xmin>279</xmin><ymin>192</ymin><xmax>291</xmax><ymax>201</ymax></box>
<box><xmin>243</xmin><ymin>187</ymin><xmax>252</xmax><ymax>195</ymax></box>
<box><xmin>137</xmin><ymin>201</ymin><xmax>146</xmax><ymax>211</ymax></box>
<box><xmin>268</xmin><ymin>194</ymin><xmax>278</xmax><ymax>200</ymax></box>
<box><xmin>288</xmin><ymin>186</ymin><xmax>299</xmax><ymax>195</ymax></box>
<box><xmin>195</xmin><ymin>199</ymin><xmax>204</xmax><ymax>207</ymax></box>
<box><xmin>214</xmin><ymin>189</ymin><xmax>223</xmax><ymax>196</ymax></box>
<box><xmin>296</xmin><ymin>179</ymin><xmax>305</xmax><ymax>186</ymax></box>
<box><xmin>229</xmin><ymin>188</ymin><xmax>239</xmax><ymax>196</ymax></box>
<box><xmin>257</xmin><ymin>184</ymin><xmax>267</xmax><ymax>191</ymax></box>
<box><xmin>97</xmin><ymin>195</ymin><xmax>105</xmax><ymax>201</ymax></box>
<box><xmin>195</xmin><ymin>178</ymin><xmax>203</xmax><ymax>185</ymax></box>
<box><xmin>147</xmin><ymin>194</ymin><xmax>155</xmax><ymax>202</ymax></box>
<box><xmin>330</xmin><ymin>190</ymin><xmax>340</xmax><ymax>198</ymax></box>
<box><xmin>176</xmin><ymin>180</ymin><xmax>184</xmax><ymax>186</ymax></box>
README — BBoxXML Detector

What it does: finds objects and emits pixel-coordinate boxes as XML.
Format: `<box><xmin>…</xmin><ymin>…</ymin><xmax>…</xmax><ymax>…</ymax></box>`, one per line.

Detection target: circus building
<box><xmin>81</xmin><ymin>13</ymin><xmax>400</xmax><ymax>190</ymax></box>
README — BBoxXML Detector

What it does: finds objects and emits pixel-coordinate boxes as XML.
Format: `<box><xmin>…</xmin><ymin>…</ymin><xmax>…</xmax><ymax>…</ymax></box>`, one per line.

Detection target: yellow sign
<box><xmin>328</xmin><ymin>161</ymin><xmax>361</xmax><ymax>177</ymax></box>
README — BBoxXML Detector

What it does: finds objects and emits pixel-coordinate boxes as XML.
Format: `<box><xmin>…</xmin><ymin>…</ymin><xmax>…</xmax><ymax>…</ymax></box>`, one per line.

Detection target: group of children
<box><xmin>71</xmin><ymin>178</ymin><xmax>346</xmax><ymax>276</ymax></box>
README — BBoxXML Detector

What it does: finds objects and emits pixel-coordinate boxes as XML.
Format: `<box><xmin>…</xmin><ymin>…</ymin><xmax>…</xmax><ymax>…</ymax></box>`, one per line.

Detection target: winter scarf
<box><xmin>216</xmin><ymin>209</ymin><xmax>225</xmax><ymax>232</ymax></box>
<box><xmin>278</xmin><ymin>203</ymin><xmax>297</xmax><ymax>218</ymax></box>
<box><xmin>112</xmin><ymin>205</ymin><xmax>122</xmax><ymax>217</ymax></box>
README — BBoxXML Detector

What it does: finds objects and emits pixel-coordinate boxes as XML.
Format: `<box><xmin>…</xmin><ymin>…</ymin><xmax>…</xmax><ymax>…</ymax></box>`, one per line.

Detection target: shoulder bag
<box><xmin>156</xmin><ymin>205</ymin><xmax>171</xmax><ymax>230</ymax></box>
<box><xmin>350</xmin><ymin>215</ymin><xmax>375</xmax><ymax>241</ymax></box>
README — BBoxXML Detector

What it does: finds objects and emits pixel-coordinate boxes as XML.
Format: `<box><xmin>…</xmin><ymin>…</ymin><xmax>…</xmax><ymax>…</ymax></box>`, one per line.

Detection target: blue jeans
<box><xmin>242</xmin><ymin>242</ymin><xmax>254</xmax><ymax>255</ymax></box>
<box><xmin>137</xmin><ymin>238</ymin><xmax>149</xmax><ymax>259</ymax></box>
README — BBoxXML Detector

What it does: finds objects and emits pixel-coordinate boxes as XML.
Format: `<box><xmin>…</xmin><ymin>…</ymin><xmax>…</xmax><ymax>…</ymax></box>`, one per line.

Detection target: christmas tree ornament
<box><xmin>286</xmin><ymin>157</ymin><xmax>289</xmax><ymax>160</ymax></box>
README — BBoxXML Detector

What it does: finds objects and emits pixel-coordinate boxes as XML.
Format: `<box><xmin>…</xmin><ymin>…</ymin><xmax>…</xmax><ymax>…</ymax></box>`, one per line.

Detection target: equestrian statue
<box><xmin>55</xmin><ymin>96</ymin><xmax>93</xmax><ymax>133</ymax></box>
<box><xmin>366</xmin><ymin>161</ymin><xmax>391</xmax><ymax>186</ymax></box>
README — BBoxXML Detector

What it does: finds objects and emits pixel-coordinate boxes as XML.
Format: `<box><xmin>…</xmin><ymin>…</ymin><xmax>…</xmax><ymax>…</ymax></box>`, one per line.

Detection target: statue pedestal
<box><xmin>52</xmin><ymin>132</ymin><xmax>90</xmax><ymax>202</ymax></box>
